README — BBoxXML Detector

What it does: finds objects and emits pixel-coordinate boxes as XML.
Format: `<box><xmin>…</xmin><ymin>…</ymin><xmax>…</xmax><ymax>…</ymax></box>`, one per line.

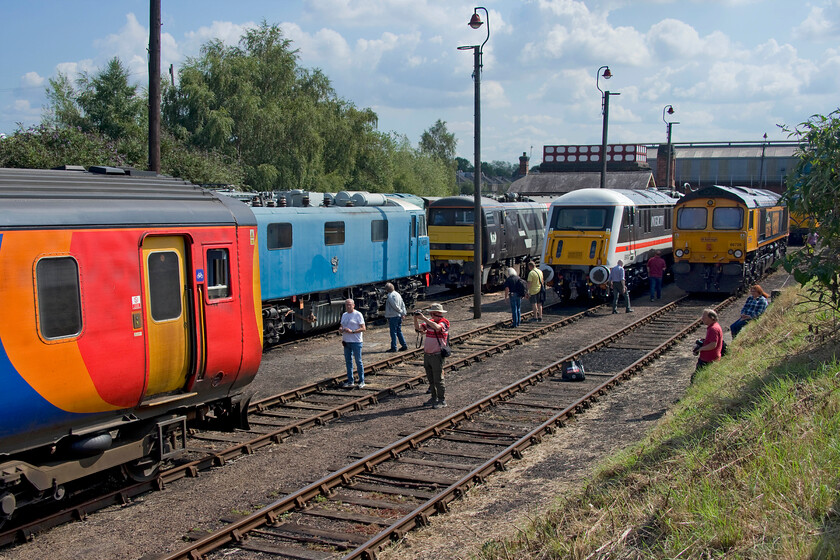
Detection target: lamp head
<box><xmin>469</xmin><ymin>12</ymin><xmax>484</xmax><ymax>29</ymax></box>
<box><xmin>666</xmin><ymin>105</ymin><xmax>674</xmax><ymax>115</ymax></box>
<box><xmin>601</xmin><ymin>67</ymin><xmax>612</xmax><ymax>79</ymax></box>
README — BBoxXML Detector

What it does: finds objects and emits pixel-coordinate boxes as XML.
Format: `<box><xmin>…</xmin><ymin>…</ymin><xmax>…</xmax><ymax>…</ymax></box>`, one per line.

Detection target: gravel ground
<box><xmin>3</xmin><ymin>271</ymin><xmax>794</xmax><ymax>560</ymax></box>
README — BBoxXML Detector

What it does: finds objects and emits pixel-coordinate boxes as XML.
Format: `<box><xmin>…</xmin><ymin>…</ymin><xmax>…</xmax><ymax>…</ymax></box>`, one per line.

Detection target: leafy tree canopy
<box><xmin>781</xmin><ymin>109</ymin><xmax>840</xmax><ymax>316</ymax></box>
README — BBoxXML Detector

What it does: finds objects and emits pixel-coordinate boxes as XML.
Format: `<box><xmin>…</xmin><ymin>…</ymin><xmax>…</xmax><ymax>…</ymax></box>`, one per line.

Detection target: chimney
<box><xmin>655</xmin><ymin>144</ymin><xmax>676</xmax><ymax>188</ymax></box>
<box><xmin>519</xmin><ymin>152</ymin><xmax>529</xmax><ymax>176</ymax></box>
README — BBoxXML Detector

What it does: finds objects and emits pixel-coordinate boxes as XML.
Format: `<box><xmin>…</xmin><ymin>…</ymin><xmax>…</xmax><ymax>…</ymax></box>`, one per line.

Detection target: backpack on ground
<box><xmin>561</xmin><ymin>359</ymin><xmax>585</xmax><ymax>381</ymax></box>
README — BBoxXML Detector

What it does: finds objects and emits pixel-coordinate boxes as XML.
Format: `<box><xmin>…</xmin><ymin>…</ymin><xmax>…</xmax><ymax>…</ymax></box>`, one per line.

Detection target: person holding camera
<box><xmin>692</xmin><ymin>308</ymin><xmax>722</xmax><ymax>381</ymax></box>
<box><xmin>414</xmin><ymin>303</ymin><xmax>450</xmax><ymax>409</ymax></box>
<box><xmin>338</xmin><ymin>299</ymin><xmax>366</xmax><ymax>388</ymax></box>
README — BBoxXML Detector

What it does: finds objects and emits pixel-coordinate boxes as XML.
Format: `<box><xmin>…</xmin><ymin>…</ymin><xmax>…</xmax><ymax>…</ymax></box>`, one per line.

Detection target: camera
<box><xmin>692</xmin><ymin>338</ymin><xmax>704</xmax><ymax>355</ymax></box>
<box><xmin>413</xmin><ymin>309</ymin><xmax>423</xmax><ymax>316</ymax></box>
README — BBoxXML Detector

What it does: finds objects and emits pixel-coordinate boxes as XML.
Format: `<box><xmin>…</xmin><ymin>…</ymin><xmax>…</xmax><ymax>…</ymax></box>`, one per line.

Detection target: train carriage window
<box><xmin>677</xmin><ymin>207</ymin><xmax>707</xmax><ymax>230</ymax></box>
<box><xmin>206</xmin><ymin>248</ymin><xmax>231</xmax><ymax>300</ymax></box>
<box><xmin>36</xmin><ymin>257</ymin><xmax>82</xmax><ymax>340</ymax></box>
<box><xmin>267</xmin><ymin>223</ymin><xmax>292</xmax><ymax>249</ymax></box>
<box><xmin>148</xmin><ymin>251</ymin><xmax>182</xmax><ymax>321</ymax></box>
<box><xmin>713</xmin><ymin>207</ymin><xmax>744</xmax><ymax>230</ymax></box>
<box><xmin>484</xmin><ymin>212</ymin><xmax>496</xmax><ymax>225</ymax></box>
<box><xmin>665</xmin><ymin>207</ymin><xmax>672</xmax><ymax>230</ymax></box>
<box><xmin>325</xmin><ymin>221</ymin><xmax>345</xmax><ymax>245</ymax></box>
<box><xmin>371</xmin><ymin>219</ymin><xmax>388</xmax><ymax>242</ymax></box>
<box><xmin>749</xmin><ymin>211</ymin><xmax>754</xmax><ymax>230</ymax></box>
<box><xmin>418</xmin><ymin>215</ymin><xmax>427</xmax><ymax>236</ymax></box>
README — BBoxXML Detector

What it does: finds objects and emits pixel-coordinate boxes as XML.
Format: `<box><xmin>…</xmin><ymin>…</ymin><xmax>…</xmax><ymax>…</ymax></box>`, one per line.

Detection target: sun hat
<box><xmin>428</xmin><ymin>303</ymin><xmax>447</xmax><ymax>314</ymax></box>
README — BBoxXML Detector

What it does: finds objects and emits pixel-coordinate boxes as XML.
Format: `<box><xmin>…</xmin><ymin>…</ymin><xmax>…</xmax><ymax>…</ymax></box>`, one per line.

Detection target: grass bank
<box><xmin>477</xmin><ymin>286</ymin><xmax>840</xmax><ymax>559</ymax></box>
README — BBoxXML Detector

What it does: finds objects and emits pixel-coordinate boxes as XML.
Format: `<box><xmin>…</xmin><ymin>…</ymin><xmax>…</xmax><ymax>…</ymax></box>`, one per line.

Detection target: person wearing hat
<box><xmin>414</xmin><ymin>303</ymin><xmax>450</xmax><ymax>409</ymax></box>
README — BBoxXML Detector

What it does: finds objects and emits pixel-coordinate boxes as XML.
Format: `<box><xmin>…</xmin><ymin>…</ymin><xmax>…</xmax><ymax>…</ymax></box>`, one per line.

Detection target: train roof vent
<box><xmin>51</xmin><ymin>165</ymin><xmax>86</xmax><ymax>171</ymax></box>
<box><xmin>89</xmin><ymin>166</ymin><xmax>127</xmax><ymax>175</ymax></box>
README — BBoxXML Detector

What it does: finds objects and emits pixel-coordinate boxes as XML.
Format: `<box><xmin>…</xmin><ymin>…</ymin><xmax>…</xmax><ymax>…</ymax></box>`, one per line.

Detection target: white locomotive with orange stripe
<box><xmin>542</xmin><ymin>188</ymin><xmax>679</xmax><ymax>302</ymax></box>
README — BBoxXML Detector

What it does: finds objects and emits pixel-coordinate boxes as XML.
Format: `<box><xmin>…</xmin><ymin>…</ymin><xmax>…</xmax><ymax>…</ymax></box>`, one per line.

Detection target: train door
<box><xmin>141</xmin><ymin>236</ymin><xmax>192</xmax><ymax>397</ymax></box>
<box><xmin>409</xmin><ymin>215</ymin><xmax>419</xmax><ymax>273</ymax></box>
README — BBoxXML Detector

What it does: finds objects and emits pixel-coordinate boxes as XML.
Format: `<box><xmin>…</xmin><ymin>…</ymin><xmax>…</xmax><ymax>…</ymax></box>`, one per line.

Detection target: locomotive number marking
<box><xmin>651</xmin><ymin>216</ymin><xmax>664</xmax><ymax>227</ymax></box>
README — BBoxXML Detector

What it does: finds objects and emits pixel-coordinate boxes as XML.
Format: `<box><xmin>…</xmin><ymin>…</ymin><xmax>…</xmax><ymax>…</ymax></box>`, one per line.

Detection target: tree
<box><xmin>76</xmin><ymin>58</ymin><xmax>145</xmax><ymax>141</ymax></box>
<box><xmin>456</xmin><ymin>157</ymin><xmax>473</xmax><ymax>172</ymax></box>
<box><xmin>781</xmin><ymin>109</ymin><xmax>840</xmax><ymax>317</ymax></box>
<box><xmin>419</xmin><ymin>120</ymin><xmax>456</xmax><ymax>163</ymax></box>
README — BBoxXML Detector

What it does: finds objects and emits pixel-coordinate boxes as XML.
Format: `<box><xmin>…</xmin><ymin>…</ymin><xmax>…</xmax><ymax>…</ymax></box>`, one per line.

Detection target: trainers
<box><xmin>626</xmin><ymin>308</ymin><xmax>633</xmax><ymax>313</ymax></box>
<box><xmin>340</xmin><ymin>381</ymin><xmax>354</xmax><ymax>388</ymax></box>
<box><xmin>424</xmin><ymin>398</ymin><xmax>437</xmax><ymax>406</ymax></box>
<box><xmin>357</xmin><ymin>381</ymin><xmax>366</xmax><ymax>389</ymax></box>
<box><xmin>385</xmin><ymin>348</ymin><xmax>397</xmax><ymax>353</ymax></box>
<box><xmin>433</xmin><ymin>400</ymin><xmax>448</xmax><ymax>409</ymax></box>
<box><xmin>612</xmin><ymin>310</ymin><xmax>618</xmax><ymax>314</ymax></box>
<box><xmin>398</xmin><ymin>346</ymin><xmax>408</xmax><ymax>352</ymax></box>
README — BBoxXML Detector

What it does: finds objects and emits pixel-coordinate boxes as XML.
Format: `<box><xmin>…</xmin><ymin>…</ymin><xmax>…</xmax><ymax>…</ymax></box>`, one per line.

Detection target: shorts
<box><xmin>529</xmin><ymin>294</ymin><xmax>541</xmax><ymax>304</ymax></box>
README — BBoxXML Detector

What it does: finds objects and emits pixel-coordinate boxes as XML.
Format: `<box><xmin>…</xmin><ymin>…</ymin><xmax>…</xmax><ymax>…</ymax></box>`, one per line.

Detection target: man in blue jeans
<box><xmin>384</xmin><ymin>283</ymin><xmax>408</xmax><ymax>352</ymax></box>
<box><xmin>338</xmin><ymin>299</ymin><xmax>366</xmax><ymax>388</ymax></box>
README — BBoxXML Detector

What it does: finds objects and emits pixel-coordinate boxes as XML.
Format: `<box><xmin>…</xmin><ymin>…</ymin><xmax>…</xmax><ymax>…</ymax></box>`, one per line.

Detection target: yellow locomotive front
<box><xmin>673</xmin><ymin>185</ymin><xmax>787</xmax><ymax>293</ymax></box>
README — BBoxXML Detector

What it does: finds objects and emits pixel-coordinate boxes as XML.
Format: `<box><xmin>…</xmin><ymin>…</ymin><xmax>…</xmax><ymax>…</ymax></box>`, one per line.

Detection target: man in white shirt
<box><xmin>338</xmin><ymin>299</ymin><xmax>366</xmax><ymax>388</ymax></box>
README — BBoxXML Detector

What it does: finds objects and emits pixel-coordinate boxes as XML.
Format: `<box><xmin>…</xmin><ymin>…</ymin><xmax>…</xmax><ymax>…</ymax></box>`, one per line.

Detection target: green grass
<box><xmin>475</xmin><ymin>287</ymin><xmax>840</xmax><ymax>559</ymax></box>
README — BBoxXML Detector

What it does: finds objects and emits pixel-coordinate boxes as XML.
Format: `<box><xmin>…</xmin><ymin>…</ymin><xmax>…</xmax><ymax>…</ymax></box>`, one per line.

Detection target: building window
<box><xmin>267</xmin><ymin>223</ymin><xmax>292</xmax><ymax>249</ymax></box>
<box><xmin>325</xmin><ymin>221</ymin><xmax>345</xmax><ymax>245</ymax></box>
<box><xmin>36</xmin><ymin>257</ymin><xmax>82</xmax><ymax>340</ymax></box>
<box><xmin>206</xmin><ymin>248</ymin><xmax>231</xmax><ymax>299</ymax></box>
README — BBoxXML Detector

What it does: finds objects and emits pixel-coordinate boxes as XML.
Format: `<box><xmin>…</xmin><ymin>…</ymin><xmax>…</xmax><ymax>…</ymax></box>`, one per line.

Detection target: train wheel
<box><xmin>122</xmin><ymin>457</ymin><xmax>161</xmax><ymax>482</ymax></box>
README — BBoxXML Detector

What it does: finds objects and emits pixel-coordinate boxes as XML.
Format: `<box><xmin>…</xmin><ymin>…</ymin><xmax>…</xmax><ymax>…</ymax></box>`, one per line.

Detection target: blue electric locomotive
<box><xmin>255</xmin><ymin>193</ymin><xmax>430</xmax><ymax>345</ymax></box>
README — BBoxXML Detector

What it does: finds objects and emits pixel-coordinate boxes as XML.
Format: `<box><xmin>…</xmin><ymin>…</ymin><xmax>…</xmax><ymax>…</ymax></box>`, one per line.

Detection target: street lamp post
<box><xmin>596</xmin><ymin>66</ymin><xmax>619</xmax><ymax>189</ymax></box>
<box><xmin>459</xmin><ymin>7</ymin><xmax>489</xmax><ymax>319</ymax></box>
<box><xmin>662</xmin><ymin>105</ymin><xmax>679</xmax><ymax>191</ymax></box>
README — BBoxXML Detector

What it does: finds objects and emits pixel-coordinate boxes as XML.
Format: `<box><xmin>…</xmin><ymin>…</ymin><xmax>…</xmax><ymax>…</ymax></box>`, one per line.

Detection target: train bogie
<box><xmin>672</xmin><ymin>185</ymin><xmax>788</xmax><ymax>294</ymax></box>
<box><xmin>0</xmin><ymin>167</ymin><xmax>262</xmax><ymax>521</ymax></box>
<box><xmin>253</xmin><ymin>197</ymin><xmax>430</xmax><ymax>344</ymax></box>
<box><xmin>543</xmin><ymin>189</ymin><xmax>678</xmax><ymax>302</ymax></box>
<box><xmin>429</xmin><ymin>196</ymin><xmax>548</xmax><ymax>289</ymax></box>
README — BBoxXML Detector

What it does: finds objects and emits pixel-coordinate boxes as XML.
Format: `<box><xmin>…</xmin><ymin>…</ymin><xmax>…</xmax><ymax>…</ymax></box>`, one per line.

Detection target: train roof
<box><xmin>678</xmin><ymin>184</ymin><xmax>781</xmax><ymax>208</ymax></box>
<box><xmin>430</xmin><ymin>195</ymin><xmax>546</xmax><ymax>211</ymax></box>
<box><xmin>549</xmin><ymin>188</ymin><xmax>678</xmax><ymax>208</ymax></box>
<box><xmin>0</xmin><ymin>167</ymin><xmax>256</xmax><ymax>228</ymax></box>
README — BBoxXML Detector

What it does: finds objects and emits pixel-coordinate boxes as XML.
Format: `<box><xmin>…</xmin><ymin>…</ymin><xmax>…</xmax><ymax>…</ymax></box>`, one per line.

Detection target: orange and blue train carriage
<box><xmin>542</xmin><ymin>188</ymin><xmax>679</xmax><ymax>302</ymax></box>
<box><xmin>0</xmin><ymin>166</ymin><xmax>262</xmax><ymax>521</ymax></box>
<box><xmin>672</xmin><ymin>185</ymin><xmax>788</xmax><ymax>294</ymax></box>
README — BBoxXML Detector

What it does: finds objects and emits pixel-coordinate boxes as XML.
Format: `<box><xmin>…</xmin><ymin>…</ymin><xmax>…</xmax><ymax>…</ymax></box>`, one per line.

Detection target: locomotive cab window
<box><xmin>325</xmin><ymin>221</ymin><xmax>345</xmax><ymax>245</ymax></box>
<box><xmin>267</xmin><ymin>223</ymin><xmax>292</xmax><ymax>249</ymax></box>
<box><xmin>713</xmin><ymin>207</ymin><xmax>744</xmax><ymax>230</ymax></box>
<box><xmin>206</xmin><ymin>248</ymin><xmax>231</xmax><ymax>300</ymax></box>
<box><xmin>549</xmin><ymin>207</ymin><xmax>610</xmax><ymax>230</ymax></box>
<box><xmin>418</xmin><ymin>215</ymin><xmax>427</xmax><ymax>236</ymax></box>
<box><xmin>36</xmin><ymin>257</ymin><xmax>82</xmax><ymax>340</ymax></box>
<box><xmin>148</xmin><ymin>251</ymin><xmax>182</xmax><ymax>321</ymax></box>
<box><xmin>371</xmin><ymin>219</ymin><xmax>388</xmax><ymax>242</ymax></box>
<box><xmin>677</xmin><ymin>207</ymin><xmax>707</xmax><ymax>230</ymax></box>
<box><xmin>429</xmin><ymin>208</ymin><xmax>473</xmax><ymax>226</ymax></box>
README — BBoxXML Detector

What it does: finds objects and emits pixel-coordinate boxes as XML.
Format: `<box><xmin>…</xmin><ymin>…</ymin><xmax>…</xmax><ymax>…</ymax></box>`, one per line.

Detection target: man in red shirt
<box><xmin>646</xmin><ymin>250</ymin><xmax>666</xmax><ymax>301</ymax></box>
<box><xmin>692</xmin><ymin>308</ymin><xmax>723</xmax><ymax>381</ymax></box>
<box><xmin>414</xmin><ymin>303</ymin><xmax>450</xmax><ymax>409</ymax></box>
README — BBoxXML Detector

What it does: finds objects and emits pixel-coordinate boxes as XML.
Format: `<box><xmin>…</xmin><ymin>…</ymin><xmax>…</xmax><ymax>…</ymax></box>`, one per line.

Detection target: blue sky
<box><xmin>1</xmin><ymin>0</ymin><xmax>839</xmax><ymax>164</ymax></box>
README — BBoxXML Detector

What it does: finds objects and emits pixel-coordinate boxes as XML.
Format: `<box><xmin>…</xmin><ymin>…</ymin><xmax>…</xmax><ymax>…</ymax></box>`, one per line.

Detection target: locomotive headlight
<box><xmin>734</xmin><ymin>250</ymin><xmax>743</xmax><ymax>258</ymax></box>
<box><xmin>675</xmin><ymin>249</ymin><xmax>684</xmax><ymax>257</ymax></box>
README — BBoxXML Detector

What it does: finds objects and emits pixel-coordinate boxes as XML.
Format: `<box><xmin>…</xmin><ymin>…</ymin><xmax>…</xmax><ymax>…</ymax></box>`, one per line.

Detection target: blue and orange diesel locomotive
<box><xmin>0</xmin><ymin>166</ymin><xmax>263</xmax><ymax>522</ymax></box>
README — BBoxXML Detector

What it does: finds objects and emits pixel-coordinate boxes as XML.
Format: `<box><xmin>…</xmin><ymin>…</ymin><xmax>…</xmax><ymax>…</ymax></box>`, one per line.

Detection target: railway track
<box><xmin>152</xmin><ymin>295</ymin><xmax>735</xmax><ymax>560</ymax></box>
<box><xmin>0</xmin><ymin>295</ymin><xmax>580</xmax><ymax>547</ymax></box>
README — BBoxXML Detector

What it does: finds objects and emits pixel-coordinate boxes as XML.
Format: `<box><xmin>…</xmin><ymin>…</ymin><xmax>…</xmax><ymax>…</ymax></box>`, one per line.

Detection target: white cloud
<box><xmin>794</xmin><ymin>3</ymin><xmax>840</xmax><ymax>40</ymax></box>
<box><xmin>21</xmin><ymin>72</ymin><xmax>45</xmax><ymax>88</ymax></box>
